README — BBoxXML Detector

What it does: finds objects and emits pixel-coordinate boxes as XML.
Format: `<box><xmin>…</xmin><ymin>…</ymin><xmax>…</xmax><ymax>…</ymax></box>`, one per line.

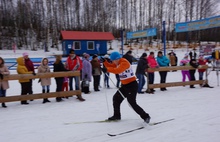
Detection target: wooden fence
<box><xmin>0</xmin><ymin>71</ymin><xmax>81</xmax><ymax>103</ymax></box>
<box><xmin>146</xmin><ymin>65</ymin><xmax>209</xmax><ymax>89</ymax></box>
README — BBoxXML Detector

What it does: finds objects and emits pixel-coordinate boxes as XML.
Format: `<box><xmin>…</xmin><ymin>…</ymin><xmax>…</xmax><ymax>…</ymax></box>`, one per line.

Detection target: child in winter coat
<box><xmin>180</xmin><ymin>54</ymin><xmax>191</xmax><ymax>84</ymax></box>
<box><xmin>0</xmin><ymin>57</ymin><xmax>10</xmax><ymax>108</ymax></box>
<box><xmin>198</xmin><ymin>56</ymin><xmax>206</xmax><ymax>80</ymax></box>
<box><xmin>38</xmin><ymin>58</ymin><xmax>51</xmax><ymax>103</ymax></box>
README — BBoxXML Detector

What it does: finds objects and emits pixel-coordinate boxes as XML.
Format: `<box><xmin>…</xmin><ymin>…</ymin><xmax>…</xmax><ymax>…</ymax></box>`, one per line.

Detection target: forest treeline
<box><xmin>0</xmin><ymin>0</ymin><xmax>220</xmax><ymax>50</ymax></box>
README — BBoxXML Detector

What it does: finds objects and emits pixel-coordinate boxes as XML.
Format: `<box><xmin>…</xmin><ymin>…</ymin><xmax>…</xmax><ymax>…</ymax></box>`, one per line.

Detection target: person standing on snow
<box><xmin>156</xmin><ymin>51</ymin><xmax>170</xmax><ymax>91</ymax></box>
<box><xmin>180</xmin><ymin>54</ymin><xmax>191</xmax><ymax>84</ymax></box>
<box><xmin>102</xmin><ymin>51</ymin><xmax>151</xmax><ymax>123</ymax></box>
<box><xmin>146</xmin><ymin>52</ymin><xmax>158</xmax><ymax>94</ymax></box>
<box><xmin>23</xmin><ymin>52</ymin><xmax>35</xmax><ymax>100</ymax></box>
<box><xmin>65</xmin><ymin>49</ymin><xmax>85</xmax><ymax>101</ymax></box>
<box><xmin>0</xmin><ymin>57</ymin><xmax>10</xmax><ymax>108</ymax></box>
<box><xmin>135</xmin><ymin>53</ymin><xmax>148</xmax><ymax>94</ymax></box>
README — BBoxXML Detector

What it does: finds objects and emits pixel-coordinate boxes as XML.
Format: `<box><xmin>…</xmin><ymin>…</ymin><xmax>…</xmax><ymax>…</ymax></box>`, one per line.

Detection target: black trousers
<box><xmin>159</xmin><ymin>71</ymin><xmax>167</xmax><ymax>89</ymax></box>
<box><xmin>20</xmin><ymin>82</ymin><xmax>30</xmax><ymax>103</ymax></box>
<box><xmin>189</xmin><ymin>70</ymin><xmax>196</xmax><ymax>87</ymax></box>
<box><xmin>93</xmin><ymin>75</ymin><xmax>100</xmax><ymax>91</ymax></box>
<box><xmin>112</xmin><ymin>81</ymin><xmax>148</xmax><ymax>120</ymax></box>
<box><xmin>55</xmin><ymin>78</ymin><xmax>64</xmax><ymax>100</ymax></box>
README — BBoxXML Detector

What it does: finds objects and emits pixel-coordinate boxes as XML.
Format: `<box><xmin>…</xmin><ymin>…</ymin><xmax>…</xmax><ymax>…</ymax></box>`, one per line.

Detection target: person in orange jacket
<box><xmin>102</xmin><ymin>51</ymin><xmax>151</xmax><ymax>123</ymax></box>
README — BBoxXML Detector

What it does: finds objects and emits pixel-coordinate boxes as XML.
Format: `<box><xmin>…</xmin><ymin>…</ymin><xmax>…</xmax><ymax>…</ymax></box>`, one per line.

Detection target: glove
<box><xmin>101</xmin><ymin>67</ymin><xmax>107</xmax><ymax>73</ymax></box>
<box><xmin>32</xmin><ymin>72</ymin><xmax>36</xmax><ymax>76</ymax></box>
<box><xmin>0</xmin><ymin>73</ymin><xmax>3</xmax><ymax>80</ymax></box>
<box><xmin>156</xmin><ymin>65</ymin><xmax>159</xmax><ymax>68</ymax></box>
<box><xmin>100</xmin><ymin>57</ymin><xmax>106</xmax><ymax>63</ymax></box>
<box><xmin>84</xmin><ymin>74</ymin><xmax>88</xmax><ymax>78</ymax></box>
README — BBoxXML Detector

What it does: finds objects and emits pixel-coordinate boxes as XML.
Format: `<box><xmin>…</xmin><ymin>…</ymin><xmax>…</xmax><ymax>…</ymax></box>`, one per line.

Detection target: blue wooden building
<box><xmin>61</xmin><ymin>31</ymin><xmax>114</xmax><ymax>56</ymax></box>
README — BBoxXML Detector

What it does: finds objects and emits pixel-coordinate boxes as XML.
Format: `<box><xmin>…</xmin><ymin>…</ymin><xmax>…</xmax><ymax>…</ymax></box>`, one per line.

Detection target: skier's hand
<box><xmin>32</xmin><ymin>72</ymin><xmax>36</xmax><ymax>76</ymax></box>
<box><xmin>101</xmin><ymin>67</ymin><xmax>107</xmax><ymax>73</ymax></box>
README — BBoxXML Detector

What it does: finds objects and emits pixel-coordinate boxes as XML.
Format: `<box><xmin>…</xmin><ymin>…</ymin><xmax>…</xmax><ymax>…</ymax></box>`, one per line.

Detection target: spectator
<box><xmin>180</xmin><ymin>54</ymin><xmax>191</xmax><ymax>85</ymax></box>
<box><xmin>156</xmin><ymin>51</ymin><xmax>170</xmax><ymax>91</ymax></box>
<box><xmin>123</xmin><ymin>50</ymin><xmax>133</xmax><ymax>64</ymax></box>
<box><xmin>91</xmin><ymin>54</ymin><xmax>102</xmax><ymax>91</ymax></box>
<box><xmin>198</xmin><ymin>55</ymin><xmax>206</xmax><ymax>81</ymax></box>
<box><xmin>103</xmin><ymin>54</ymin><xmax>111</xmax><ymax>88</ymax></box>
<box><xmin>62</xmin><ymin>63</ymin><xmax>69</xmax><ymax>99</ymax></box>
<box><xmin>168</xmin><ymin>50</ymin><xmax>178</xmax><ymax>71</ymax></box>
<box><xmin>189</xmin><ymin>58</ymin><xmax>199</xmax><ymax>88</ymax></box>
<box><xmin>135</xmin><ymin>53</ymin><xmax>148</xmax><ymax>94</ymax></box>
<box><xmin>81</xmin><ymin>53</ymin><xmax>92</xmax><ymax>94</ymax></box>
<box><xmin>0</xmin><ymin>57</ymin><xmax>10</xmax><ymax>108</ymax></box>
<box><xmin>146</xmin><ymin>52</ymin><xmax>158</xmax><ymax>94</ymax></box>
<box><xmin>37</xmin><ymin>58</ymin><xmax>51</xmax><ymax>103</ymax></box>
<box><xmin>23</xmin><ymin>52</ymin><xmax>35</xmax><ymax>100</ymax></box>
<box><xmin>53</xmin><ymin>55</ymin><xmax>69</xmax><ymax>102</ymax></box>
<box><xmin>66</xmin><ymin>49</ymin><xmax>85</xmax><ymax>101</ymax></box>
<box><xmin>16</xmin><ymin>56</ymin><xmax>33</xmax><ymax>105</ymax></box>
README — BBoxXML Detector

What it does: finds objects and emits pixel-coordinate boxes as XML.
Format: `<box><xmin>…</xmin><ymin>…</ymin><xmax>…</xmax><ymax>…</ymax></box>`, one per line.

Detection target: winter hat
<box><xmin>92</xmin><ymin>54</ymin><xmax>98</xmax><ymax>59</ymax></box>
<box><xmin>127</xmin><ymin>50</ymin><xmax>132</xmax><ymax>54</ymax></box>
<box><xmin>22</xmin><ymin>52</ymin><xmax>29</xmax><ymax>57</ymax></box>
<box><xmin>69</xmin><ymin>49</ymin><xmax>75</xmax><ymax>54</ymax></box>
<box><xmin>110</xmin><ymin>51</ymin><xmax>121</xmax><ymax>61</ymax></box>
<box><xmin>141</xmin><ymin>53</ymin><xmax>147</xmax><ymax>58</ymax></box>
<box><xmin>84</xmin><ymin>53</ymin><xmax>90</xmax><ymax>58</ymax></box>
<box><xmin>104</xmin><ymin>54</ymin><xmax>110</xmax><ymax>59</ymax></box>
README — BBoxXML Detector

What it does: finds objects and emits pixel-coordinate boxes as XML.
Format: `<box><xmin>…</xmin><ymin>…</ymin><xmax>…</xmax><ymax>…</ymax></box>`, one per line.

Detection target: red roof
<box><xmin>61</xmin><ymin>31</ymin><xmax>114</xmax><ymax>40</ymax></box>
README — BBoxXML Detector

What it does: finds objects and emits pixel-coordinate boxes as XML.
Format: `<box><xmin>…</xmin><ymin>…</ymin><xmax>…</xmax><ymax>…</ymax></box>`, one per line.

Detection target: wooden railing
<box><xmin>0</xmin><ymin>71</ymin><xmax>81</xmax><ymax>103</ymax></box>
<box><xmin>146</xmin><ymin>65</ymin><xmax>208</xmax><ymax>89</ymax></box>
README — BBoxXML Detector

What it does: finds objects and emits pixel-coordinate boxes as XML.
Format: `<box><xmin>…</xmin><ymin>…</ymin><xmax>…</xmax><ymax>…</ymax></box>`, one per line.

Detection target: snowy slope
<box><xmin>0</xmin><ymin>47</ymin><xmax>220</xmax><ymax>142</ymax></box>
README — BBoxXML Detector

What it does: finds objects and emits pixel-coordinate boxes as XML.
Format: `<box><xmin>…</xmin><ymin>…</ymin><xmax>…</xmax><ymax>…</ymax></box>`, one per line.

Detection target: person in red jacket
<box><xmin>102</xmin><ymin>51</ymin><xmax>151</xmax><ymax>123</ymax></box>
<box><xmin>23</xmin><ymin>52</ymin><xmax>35</xmax><ymax>101</ymax></box>
<box><xmin>146</xmin><ymin>52</ymin><xmax>158</xmax><ymax>93</ymax></box>
<box><xmin>66</xmin><ymin>49</ymin><xmax>85</xmax><ymax>101</ymax></box>
<box><xmin>198</xmin><ymin>55</ymin><xmax>206</xmax><ymax>81</ymax></box>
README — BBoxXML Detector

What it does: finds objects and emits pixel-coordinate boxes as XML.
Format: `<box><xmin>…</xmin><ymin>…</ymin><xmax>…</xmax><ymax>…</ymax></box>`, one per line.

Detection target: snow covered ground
<box><xmin>0</xmin><ymin>47</ymin><xmax>220</xmax><ymax>142</ymax></box>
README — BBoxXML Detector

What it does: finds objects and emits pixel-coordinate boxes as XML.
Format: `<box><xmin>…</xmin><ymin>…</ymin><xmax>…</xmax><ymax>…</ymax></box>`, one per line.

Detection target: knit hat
<box><xmin>110</xmin><ymin>51</ymin><xmax>121</xmax><ymax>61</ymax></box>
<box><xmin>104</xmin><ymin>54</ymin><xmax>110</xmax><ymax>59</ymax></box>
<box><xmin>84</xmin><ymin>53</ymin><xmax>90</xmax><ymax>58</ymax></box>
<box><xmin>92</xmin><ymin>54</ymin><xmax>98</xmax><ymax>59</ymax></box>
<box><xmin>22</xmin><ymin>52</ymin><xmax>28</xmax><ymax>57</ymax></box>
<box><xmin>69</xmin><ymin>49</ymin><xmax>75</xmax><ymax>54</ymax></box>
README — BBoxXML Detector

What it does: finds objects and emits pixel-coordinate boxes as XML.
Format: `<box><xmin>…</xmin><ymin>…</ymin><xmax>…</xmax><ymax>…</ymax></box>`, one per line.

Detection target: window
<box><xmin>87</xmin><ymin>41</ymin><xmax>94</xmax><ymax>50</ymax></box>
<box><xmin>73</xmin><ymin>41</ymin><xmax>81</xmax><ymax>50</ymax></box>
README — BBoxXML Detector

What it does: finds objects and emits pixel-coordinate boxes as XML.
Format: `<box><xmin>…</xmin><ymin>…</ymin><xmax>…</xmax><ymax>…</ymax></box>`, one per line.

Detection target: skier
<box><xmin>101</xmin><ymin>51</ymin><xmax>151</xmax><ymax>123</ymax></box>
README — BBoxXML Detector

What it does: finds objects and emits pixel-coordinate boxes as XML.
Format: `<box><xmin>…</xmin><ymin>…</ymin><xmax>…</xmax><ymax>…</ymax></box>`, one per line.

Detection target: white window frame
<box><xmin>73</xmin><ymin>41</ymin><xmax>81</xmax><ymax>50</ymax></box>
<box><xmin>87</xmin><ymin>41</ymin><xmax>94</xmax><ymax>50</ymax></box>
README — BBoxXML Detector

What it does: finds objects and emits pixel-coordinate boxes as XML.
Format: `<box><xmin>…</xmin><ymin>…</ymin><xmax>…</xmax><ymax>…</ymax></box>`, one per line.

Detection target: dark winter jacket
<box><xmin>190</xmin><ymin>59</ymin><xmax>199</xmax><ymax>69</ymax></box>
<box><xmin>53</xmin><ymin>61</ymin><xmax>68</xmax><ymax>79</ymax></box>
<box><xmin>136</xmin><ymin>57</ymin><xmax>149</xmax><ymax>75</ymax></box>
<box><xmin>123</xmin><ymin>53</ymin><xmax>133</xmax><ymax>64</ymax></box>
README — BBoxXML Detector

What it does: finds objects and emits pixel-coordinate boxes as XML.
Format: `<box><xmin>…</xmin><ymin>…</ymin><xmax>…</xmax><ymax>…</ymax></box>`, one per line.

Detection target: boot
<box><xmin>46</xmin><ymin>90</ymin><xmax>51</xmax><ymax>102</ymax></box>
<box><xmin>77</xmin><ymin>95</ymin><xmax>85</xmax><ymax>101</ymax></box>
<box><xmin>21</xmin><ymin>101</ymin><xmax>29</xmax><ymax>105</ymax></box>
<box><xmin>42</xmin><ymin>89</ymin><xmax>47</xmax><ymax>103</ymax></box>
<box><xmin>2</xmin><ymin>103</ymin><xmax>7</xmax><ymax>108</ymax></box>
<box><xmin>108</xmin><ymin>115</ymin><xmax>121</xmax><ymax>121</ymax></box>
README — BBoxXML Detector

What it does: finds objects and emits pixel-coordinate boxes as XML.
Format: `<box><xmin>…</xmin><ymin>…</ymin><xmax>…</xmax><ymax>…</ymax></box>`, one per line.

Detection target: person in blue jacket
<box><xmin>156</xmin><ymin>51</ymin><xmax>170</xmax><ymax>91</ymax></box>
